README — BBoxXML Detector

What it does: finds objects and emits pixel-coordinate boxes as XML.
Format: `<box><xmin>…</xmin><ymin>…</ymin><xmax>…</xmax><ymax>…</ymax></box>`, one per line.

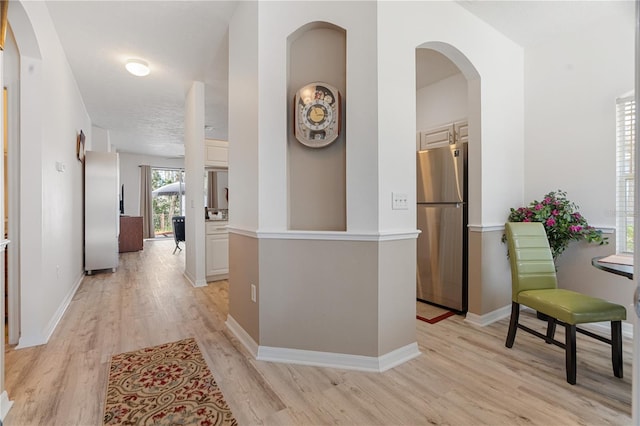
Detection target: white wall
<box><xmin>377</xmin><ymin>1</ymin><xmax>524</xmax><ymax>231</ymax></box>
<box><xmin>524</xmin><ymin>3</ymin><xmax>634</xmax><ymax>228</ymax></box>
<box><xmin>10</xmin><ymin>1</ymin><xmax>91</xmax><ymax>347</ymax></box>
<box><xmin>377</xmin><ymin>2</ymin><xmax>524</xmax><ymax>317</ymax></box>
<box><xmin>523</xmin><ymin>2</ymin><xmax>635</xmax><ymax>309</ymax></box>
<box><xmin>183</xmin><ymin>82</ymin><xmax>206</xmax><ymax>287</ymax></box>
<box><xmin>118</xmin><ymin>152</ymin><xmax>183</xmax><ymax>217</ymax></box>
<box><xmin>416</xmin><ymin>72</ymin><xmax>467</xmax><ymax>132</ymax></box>
<box><xmin>228</xmin><ymin>0</ymin><xmax>258</xmax><ymax>231</ymax></box>
<box><xmin>91</xmin><ymin>125</ymin><xmax>111</xmax><ymax>152</ymax></box>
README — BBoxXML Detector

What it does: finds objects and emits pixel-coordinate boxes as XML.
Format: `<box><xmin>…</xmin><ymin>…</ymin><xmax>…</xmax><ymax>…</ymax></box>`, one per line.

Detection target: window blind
<box><xmin>615</xmin><ymin>95</ymin><xmax>636</xmax><ymax>253</ymax></box>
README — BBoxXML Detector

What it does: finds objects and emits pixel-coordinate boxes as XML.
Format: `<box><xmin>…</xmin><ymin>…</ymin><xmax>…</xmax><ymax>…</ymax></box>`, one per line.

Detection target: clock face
<box><xmin>294</xmin><ymin>82</ymin><xmax>340</xmax><ymax>148</ymax></box>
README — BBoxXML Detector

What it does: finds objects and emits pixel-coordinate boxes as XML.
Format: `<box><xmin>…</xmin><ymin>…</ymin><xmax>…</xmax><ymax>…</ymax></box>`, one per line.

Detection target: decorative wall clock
<box><xmin>294</xmin><ymin>82</ymin><xmax>341</xmax><ymax>148</ymax></box>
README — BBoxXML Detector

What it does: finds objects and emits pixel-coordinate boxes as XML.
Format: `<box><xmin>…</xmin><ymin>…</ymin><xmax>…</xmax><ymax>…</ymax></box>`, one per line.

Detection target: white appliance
<box><xmin>85</xmin><ymin>151</ymin><xmax>119</xmax><ymax>274</ymax></box>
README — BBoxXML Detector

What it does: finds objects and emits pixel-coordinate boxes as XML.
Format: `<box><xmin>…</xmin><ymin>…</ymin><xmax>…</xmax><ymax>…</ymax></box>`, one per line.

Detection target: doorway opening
<box><xmin>5</xmin><ymin>24</ymin><xmax>20</xmax><ymax>348</ymax></box>
<box><xmin>415</xmin><ymin>48</ymin><xmax>469</xmax><ymax>314</ymax></box>
<box><xmin>151</xmin><ymin>168</ymin><xmax>185</xmax><ymax>238</ymax></box>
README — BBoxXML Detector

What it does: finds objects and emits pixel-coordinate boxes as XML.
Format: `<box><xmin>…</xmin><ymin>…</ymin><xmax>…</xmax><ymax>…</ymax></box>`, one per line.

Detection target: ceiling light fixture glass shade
<box><xmin>125</xmin><ymin>59</ymin><xmax>150</xmax><ymax>77</ymax></box>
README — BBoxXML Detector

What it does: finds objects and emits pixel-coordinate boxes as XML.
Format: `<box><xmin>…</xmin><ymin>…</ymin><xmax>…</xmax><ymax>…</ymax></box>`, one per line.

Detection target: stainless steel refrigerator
<box><xmin>416</xmin><ymin>143</ymin><xmax>467</xmax><ymax>312</ymax></box>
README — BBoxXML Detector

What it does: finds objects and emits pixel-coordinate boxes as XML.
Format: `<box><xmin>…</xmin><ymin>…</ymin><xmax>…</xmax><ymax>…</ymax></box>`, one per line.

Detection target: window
<box><xmin>616</xmin><ymin>95</ymin><xmax>636</xmax><ymax>253</ymax></box>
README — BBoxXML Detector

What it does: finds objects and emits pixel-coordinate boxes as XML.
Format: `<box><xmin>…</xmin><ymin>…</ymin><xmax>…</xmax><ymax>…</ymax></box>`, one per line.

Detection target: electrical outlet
<box><xmin>392</xmin><ymin>192</ymin><xmax>409</xmax><ymax>210</ymax></box>
<box><xmin>251</xmin><ymin>284</ymin><xmax>256</xmax><ymax>302</ymax></box>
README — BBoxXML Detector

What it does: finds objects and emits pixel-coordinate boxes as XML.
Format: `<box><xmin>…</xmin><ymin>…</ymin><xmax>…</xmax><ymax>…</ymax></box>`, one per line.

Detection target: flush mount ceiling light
<box><xmin>125</xmin><ymin>59</ymin><xmax>150</xmax><ymax>77</ymax></box>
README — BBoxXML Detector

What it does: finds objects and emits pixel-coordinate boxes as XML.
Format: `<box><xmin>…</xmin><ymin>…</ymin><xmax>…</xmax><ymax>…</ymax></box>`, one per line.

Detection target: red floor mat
<box><xmin>416</xmin><ymin>310</ymin><xmax>455</xmax><ymax>324</ymax></box>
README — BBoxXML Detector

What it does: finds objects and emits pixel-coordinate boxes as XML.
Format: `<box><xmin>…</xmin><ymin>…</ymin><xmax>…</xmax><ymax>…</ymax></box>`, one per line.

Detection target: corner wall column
<box><xmin>184</xmin><ymin>81</ymin><xmax>207</xmax><ymax>287</ymax></box>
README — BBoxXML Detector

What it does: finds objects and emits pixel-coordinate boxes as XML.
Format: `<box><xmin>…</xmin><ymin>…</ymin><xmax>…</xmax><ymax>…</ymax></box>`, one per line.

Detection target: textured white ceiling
<box><xmin>43</xmin><ymin>1</ymin><xmax>634</xmax><ymax>157</ymax></box>
<box><xmin>45</xmin><ymin>1</ymin><xmax>237</xmax><ymax>157</ymax></box>
<box><xmin>456</xmin><ymin>0</ymin><xmax>634</xmax><ymax>49</ymax></box>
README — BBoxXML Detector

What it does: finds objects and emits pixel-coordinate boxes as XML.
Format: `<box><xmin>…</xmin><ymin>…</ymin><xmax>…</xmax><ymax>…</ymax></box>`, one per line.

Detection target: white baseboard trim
<box><xmin>376</xmin><ymin>342</ymin><xmax>422</xmax><ymax>372</ymax></box>
<box><xmin>226</xmin><ymin>315</ymin><xmax>258</xmax><ymax>358</ymax></box>
<box><xmin>257</xmin><ymin>342</ymin><xmax>420</xmax><ymax>373</ymax></box>
<box><xmin>520</xmin><ymin>306</ymin><xmax>634</xmax><ymax>338</ymax></box>
<box><xmin>17</xmin><ymin>273</ymin><xmax>84</xmax><ymax>349</ymax></box>
<box><xmin>183</xmin><ymin>271</ymin><xmax>207</xmax><ymax>288</ymax></box>
<box><xmin>464</xmin><ymin>304</ymin><xmax>512</xmax><ymax>327</ymax></box>
<box><xmin>226</xmin><ymin>315</ymin><xmax>421</xmax><ymax>372</ymax></box>
<box><xmin>468</xmin><ymin>305</ymin><xmax>635</xmax><ymax>340</ymax></box>
<box><xmin>206</xmin><ymin>273</ymin><xmax>229</xmax><ymax>283</ymax></box>
<box><xmin>571</xmin><ymin>319</ymin><xmax>634</xmax><ymax>340</ymax></box>
<box><xmin>0</xmin><ymin>390</ymin><xmax>13</xmax><ymax>421</ymax></box>
<box><xmin>194</xmin><ymin>278</ymin><xmax>207</xmax><ymax>287</ymax></box>
<box><xmin>15</xmin><ymin>332</ymin><xmax>46</xmax><ymax>349</ymax></box>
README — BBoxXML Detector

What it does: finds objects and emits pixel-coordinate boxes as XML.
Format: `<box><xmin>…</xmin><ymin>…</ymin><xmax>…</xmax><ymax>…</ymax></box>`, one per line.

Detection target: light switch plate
<box><xmin>392</xmin><ymin>192</ymin><xmax>409</xmax><ymax>210</ymax></box>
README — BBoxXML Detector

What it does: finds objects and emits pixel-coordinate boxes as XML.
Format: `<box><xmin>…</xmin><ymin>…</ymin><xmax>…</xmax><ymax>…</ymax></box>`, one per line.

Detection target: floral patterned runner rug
<box><xmin>103</xmin><ymin>337</ymin><xmax>237</xmax><ymax>425</ymax></box>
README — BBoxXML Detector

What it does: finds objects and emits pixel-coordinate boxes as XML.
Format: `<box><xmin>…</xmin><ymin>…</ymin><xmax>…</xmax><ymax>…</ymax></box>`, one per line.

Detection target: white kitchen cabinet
<box><xmin>206</xmin><ymin>221</ymin><xmax>228</xmax><ymax>281</ymax></box>
<box><xmin>454</xmin><ymin>121</ymin><xmax>468</xmax><ymax>144</ymax></box>
<box><xmin>204</xmin><ymin>139</ymin><xmax>228</xmax><ymax>168</ymax></box>
<box><xmin>418</xmin><ymin>120</ymin><xmax>468</xmax><ymax>151</ymax></box>
<box><xmin>419</xmin><ymin>124</ymin><xmax>453</xmax><ymax>150</ymax></box>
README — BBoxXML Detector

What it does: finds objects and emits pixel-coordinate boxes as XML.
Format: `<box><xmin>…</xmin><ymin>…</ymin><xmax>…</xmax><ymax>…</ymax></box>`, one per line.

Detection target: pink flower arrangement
<box><xmin>503</xmin><ymin>190</ymin><xmax>607</xmax><ymax>259</ymax></box>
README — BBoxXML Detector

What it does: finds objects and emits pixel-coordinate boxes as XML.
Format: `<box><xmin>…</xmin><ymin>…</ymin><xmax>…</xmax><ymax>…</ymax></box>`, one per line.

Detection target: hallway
<box><xmin>3</xmin><ymin>238</ymin><xmax>632</xmax><ymax>425</ymax></box>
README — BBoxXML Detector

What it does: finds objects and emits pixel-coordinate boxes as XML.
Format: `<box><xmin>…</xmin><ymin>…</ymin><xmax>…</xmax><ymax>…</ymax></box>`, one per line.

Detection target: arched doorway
<box><xmin>4</xmin><ymin>23</ymin><xmax>20</xmax><ymax>348</ymax></box>
<box><xmin>415</xmin><ymin>42</ymin><xmax>481</xmax><ymax>314</ymax></box>
<box><xmin>3</xmin><ymin>3</ymin><xmax>44</xmax><ymax>406</ymax></box>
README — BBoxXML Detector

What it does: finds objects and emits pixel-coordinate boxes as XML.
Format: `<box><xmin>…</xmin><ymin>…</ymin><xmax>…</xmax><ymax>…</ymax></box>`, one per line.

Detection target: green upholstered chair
<box><xmin>504</xmin><ymin>222</ymin><xmax>626</xmax><ymax>385</ymax></box>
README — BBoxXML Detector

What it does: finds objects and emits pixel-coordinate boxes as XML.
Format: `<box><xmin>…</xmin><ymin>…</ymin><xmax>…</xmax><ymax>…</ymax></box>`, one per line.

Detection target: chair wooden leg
<box><xmin>506</xmin><ymin>302</ymin><xmax>519</xmax><ymax>348</ymax></box>
<box><xmin>612</xmin><ymin>320</ymin><xmax>623</xmax><ymax>378</ymax></box>
<box><xmin>545</xmin><ymin>317</ymin><xmax>556</xmax><ymax>344</ymax></box>
<box><xmin>565</xmin><ymin>324</ymin><xmax>577</xmax><ymax>385</ymax></box>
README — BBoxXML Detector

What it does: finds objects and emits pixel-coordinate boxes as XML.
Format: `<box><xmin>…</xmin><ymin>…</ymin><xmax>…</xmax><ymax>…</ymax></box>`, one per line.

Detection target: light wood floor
<box><xmin>4</xmin><ymin>238</ymin><xmax>633</xmax><ymax>425</ymax></box>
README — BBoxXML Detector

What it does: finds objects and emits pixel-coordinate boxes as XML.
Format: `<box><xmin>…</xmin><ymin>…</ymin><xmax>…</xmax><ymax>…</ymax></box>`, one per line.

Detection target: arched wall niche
<box><xmin>287</xmin><ymin>21</ymin><xmax>346</xmax><ymax>231</ymax></box>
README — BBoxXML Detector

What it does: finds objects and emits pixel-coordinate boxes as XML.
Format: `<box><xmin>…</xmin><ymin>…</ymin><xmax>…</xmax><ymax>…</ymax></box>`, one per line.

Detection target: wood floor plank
<box><xmin>3</xmin><ymin>238</ymin><xmax>632</xmax><ymax>425</ymax></box>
